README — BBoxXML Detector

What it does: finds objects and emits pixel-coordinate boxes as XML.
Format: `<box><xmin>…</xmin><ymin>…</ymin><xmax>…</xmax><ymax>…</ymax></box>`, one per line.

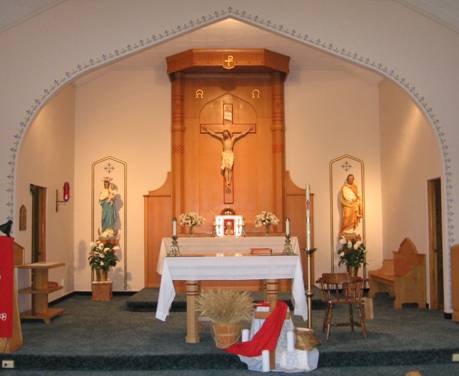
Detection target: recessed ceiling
<box><xmin>75</xmin><ymin>19</ymin><xmax>384</xmax><ymax>86</ymax></box>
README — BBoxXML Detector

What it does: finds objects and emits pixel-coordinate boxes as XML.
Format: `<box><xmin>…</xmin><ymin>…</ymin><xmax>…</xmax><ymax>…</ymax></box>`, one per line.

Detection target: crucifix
<box><xmin>201</xmin><ymin>102</ymin><xmax>255</xmax><ymax>204</ymax></box>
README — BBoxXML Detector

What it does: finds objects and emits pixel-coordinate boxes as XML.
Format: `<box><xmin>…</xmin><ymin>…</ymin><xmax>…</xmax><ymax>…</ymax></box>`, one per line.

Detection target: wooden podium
<box><xmin>0</xmin><ymin>242</ymin><xmax>24</xmax><ymax>353</ymax></box>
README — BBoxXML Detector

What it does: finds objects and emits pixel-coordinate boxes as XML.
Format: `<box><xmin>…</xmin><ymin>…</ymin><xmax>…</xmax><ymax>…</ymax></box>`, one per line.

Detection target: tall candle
<box><xmin>285</xmin><ymin>217</ymin><xmax>290</xmax><ymax>237</ymax></box>
<box><xmin>262</xmin><ymin>350</ymin><xmax>270</xmax><ymax>372</ymax></box>
<box><xmin>306</xmin><ymin>185</ymin><xmax>311</xmax><ymax>250</ymax></box>
<box><xmin>287</xmin><ymin>330</ymin><xmax>295</xmax><ymax>352</ymax></box>
<box><xmin>172</xmin><ymin>217</ymin><xmax>177</xmax><ymax>237</ymax></box>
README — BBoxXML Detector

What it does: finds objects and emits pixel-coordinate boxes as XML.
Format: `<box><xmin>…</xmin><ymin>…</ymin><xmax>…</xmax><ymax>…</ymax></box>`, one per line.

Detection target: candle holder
<box><xmin>282</xmin><ymin>234</ymin><xmax>295</xmax><ymax>255</ymax></box>
<box><xmin>241</xmin><ymin>223</ymin><xmax>247</xmax><ymax>237</ymax></box>
<box><xmin>304</xmin><ymin>247</ymin><xmax>317</xmax><ymax>330</ymax></box>
<box><xmin>167</xmin><ymin>235</ymin><xmax>180</xmax><ymax>257</ymax></box>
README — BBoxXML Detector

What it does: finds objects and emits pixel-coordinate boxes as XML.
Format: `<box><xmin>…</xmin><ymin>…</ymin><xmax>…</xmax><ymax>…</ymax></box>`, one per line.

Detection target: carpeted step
<box><xmin>126</xmin><ymin>288</ymin><xmax>326</xmax><ymax>312</ymax></box>
<box><xmin>7</xmin><ymin>348</ymin><xmax>459</xmax><ymax>371</ymax></box>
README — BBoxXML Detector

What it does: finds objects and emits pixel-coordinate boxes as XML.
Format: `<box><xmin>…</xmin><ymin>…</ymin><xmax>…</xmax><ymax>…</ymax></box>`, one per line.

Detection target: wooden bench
<box><xmin>368</xmin><ymin>238</ymin><xmax>426</xmax><ymax>309</ymax></box>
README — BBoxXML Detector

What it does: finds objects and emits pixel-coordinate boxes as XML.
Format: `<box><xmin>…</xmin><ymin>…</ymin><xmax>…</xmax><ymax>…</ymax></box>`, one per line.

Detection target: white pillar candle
<box><xmin>262</xmin><ymin>350</ymin><xmax>270</xmax><ymax>372</ymax></box>
<box><xmin>172</xmin><ymin>217</ymin><xmax>177</xmax><ymax>237</ymax></box>
<box><xmin>305</xmin><ymin>185</ymin><xmax>311</xmax><ymax>250</ymax></box>
<box><xmin>287</xmin><ymin>330</ymin><xmax>295</xmax><ymax>352</ymax></box>
<box><xmin>242</xmin><ymin>329</ymin><xmax>250</xmax><ymax>342</ymax></box>
<box><xmin>285</xmin><ymin>217</ymin><xmax>290</xmax><ymax>237</ymax></box>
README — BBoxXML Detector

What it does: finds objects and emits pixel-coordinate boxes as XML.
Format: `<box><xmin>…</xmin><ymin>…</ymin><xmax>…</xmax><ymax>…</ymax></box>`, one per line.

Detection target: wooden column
<box><xmin>185</xmin><ymin>280</ymin><xmax>200</xmax><ymax>343</ymax></box>
<box><xmin>272</xmin><ymin>72</ymin><xmax>286</xmax><ymax>230</ymax></box>
<box><xmin>265</xmin><ymin>279</ymin><xmax>279</xmax><ymax>310</ymax></box>
<box><xmin>171</xmin><ymin>72</ymin><xmax>185</xmax><ymax>219</ymax></box>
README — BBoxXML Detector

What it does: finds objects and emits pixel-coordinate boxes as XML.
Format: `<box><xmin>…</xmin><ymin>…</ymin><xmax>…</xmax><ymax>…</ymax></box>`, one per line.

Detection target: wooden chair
<box><xmin>319</xmin><ymin>273</ymin><xmax>367</xmax><ymax>340</ymax></box>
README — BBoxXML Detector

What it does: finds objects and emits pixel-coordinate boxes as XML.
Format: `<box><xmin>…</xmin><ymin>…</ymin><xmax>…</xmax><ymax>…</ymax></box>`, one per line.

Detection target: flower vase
<box><xmin>96</xmin><ymin>269</ymin><xmax>108</xmax><ymax>282</ymax></box>
<box><xmin>347</xmin><ymin>266</ymin><xmax>359</xmax><ymax>277</ymax></box>
<box><xmin>264</xmin><ymin>224</ymin><xmax>271</xmax><ymax>235</ymax></box>
<box><xmin>187</xmin><ymin>225</ymin><xmax>195</xmax><ymax>235</ymax></box>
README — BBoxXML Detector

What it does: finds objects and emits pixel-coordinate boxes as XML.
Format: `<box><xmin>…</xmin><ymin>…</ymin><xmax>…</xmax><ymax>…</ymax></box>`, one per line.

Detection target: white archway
<box><xmin>8</xmin><ymin>8</ymin><xmax>454</xmax><ymax>313</ymax></box>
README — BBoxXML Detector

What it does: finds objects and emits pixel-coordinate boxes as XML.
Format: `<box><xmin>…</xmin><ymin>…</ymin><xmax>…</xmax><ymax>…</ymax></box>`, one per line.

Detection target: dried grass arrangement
<box><xmin>197</xmin><ymin>289</ymin><xmax>254</xmax><ymax>324</ymax></box>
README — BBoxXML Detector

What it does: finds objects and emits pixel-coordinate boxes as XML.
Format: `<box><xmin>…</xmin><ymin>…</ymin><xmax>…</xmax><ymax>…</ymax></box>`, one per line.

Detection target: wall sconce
<box><xmin>56</xmin><ymin>182</ymin><xmax>70</xmax><ymax>212</ymax></box>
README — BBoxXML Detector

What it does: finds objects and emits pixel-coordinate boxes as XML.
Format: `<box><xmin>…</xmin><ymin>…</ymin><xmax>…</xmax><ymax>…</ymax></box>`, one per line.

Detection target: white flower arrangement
<box><xmin>255</xmin><ymin>211</ymin><xmax>280</xmax><ymax>227</ymax></box>
<box><xmin>179</xmin><ymin>212</ymin><xmax>206</xmax><ymax>227</ymax></box>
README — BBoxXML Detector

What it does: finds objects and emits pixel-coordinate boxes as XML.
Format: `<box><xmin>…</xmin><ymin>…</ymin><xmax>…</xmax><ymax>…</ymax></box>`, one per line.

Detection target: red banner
<box><xmin>0</xmin><ymin>236</ymin><xmax>13</xmax><ymax>338</ymax></box>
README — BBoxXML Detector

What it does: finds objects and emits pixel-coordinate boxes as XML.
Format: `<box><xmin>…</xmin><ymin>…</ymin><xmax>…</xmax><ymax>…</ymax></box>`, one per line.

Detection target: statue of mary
<box><xmin>99</xmin><ymin>177</ymin><xmax>119</xmax><ymax>234</ymax></box>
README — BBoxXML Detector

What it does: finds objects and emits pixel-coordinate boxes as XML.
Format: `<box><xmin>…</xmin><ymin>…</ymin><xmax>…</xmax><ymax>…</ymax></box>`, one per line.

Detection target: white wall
<box><xmin>15</xmin><ymin>85</ymin><xmax>75</xmax><ymax>306</ymax></box>
<box><xmin>380</xmin><ymin>79</ymin><xmax>442</xmax><ymax>303</ymax></box>
<box><xmin>2</xmin><ymin>0</ymin><xmax>458</xmax><ymax>310</ymax></box>
<box><xmin>285</xmin><ymin>68</ymin><xmax>383</xmax><ymax>279</ymax></box>
<box><xmin>74</xmin><ymin>69</ymin><xmax>170</xmax><ymax>291</ymax></box>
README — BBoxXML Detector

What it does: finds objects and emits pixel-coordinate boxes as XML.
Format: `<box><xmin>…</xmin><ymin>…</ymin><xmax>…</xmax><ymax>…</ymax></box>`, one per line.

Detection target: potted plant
<box><xmin>337</xmin><ymin>236</ymin><xmax>366</xmax><ymax>276</ymax></box>
<box><xmin>197</xmin><ymin>289</ymin><xmax>253</xmax><ymax>349</ymax></box>
<box><xmin>255</xmin><ymin>211</ymin><xmax>280</xmax><ymax>234</ymax></box>
<box><xmin>89</xmin><ymin>239</ymin><xmax>119</xmax><ymax>281</ymax></box>
<box><xmin>179</xmin><ymin>212</ymin><xmax>206</xmax><ymax>234</ymax></box>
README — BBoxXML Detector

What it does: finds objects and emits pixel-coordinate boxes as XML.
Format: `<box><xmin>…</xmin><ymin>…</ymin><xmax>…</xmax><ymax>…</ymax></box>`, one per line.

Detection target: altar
<box><xmin>155</xmin><ymin>236</ymin><xmax>307</xmax><ymax>344</ymax></box>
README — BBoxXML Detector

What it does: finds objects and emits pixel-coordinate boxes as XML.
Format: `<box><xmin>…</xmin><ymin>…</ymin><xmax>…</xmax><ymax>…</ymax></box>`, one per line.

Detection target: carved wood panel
<box><xmin>182</xmin><ymin>74</ymin><xmax>277</xmax><ymax>234</ymax></box>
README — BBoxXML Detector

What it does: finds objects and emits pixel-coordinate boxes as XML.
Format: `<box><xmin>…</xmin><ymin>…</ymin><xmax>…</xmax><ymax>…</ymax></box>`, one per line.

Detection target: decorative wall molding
<box><xmin>5</xmin><ymin>5</ymin><xmax>455</xmax><ymax>301</ymax></box>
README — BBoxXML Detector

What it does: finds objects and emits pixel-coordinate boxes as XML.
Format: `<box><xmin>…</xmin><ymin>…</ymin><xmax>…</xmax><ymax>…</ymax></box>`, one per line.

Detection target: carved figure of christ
<box><xmin>202</xmin><ymin>126</ymin><xmax>253</xmax><ymax>189</ymax></box>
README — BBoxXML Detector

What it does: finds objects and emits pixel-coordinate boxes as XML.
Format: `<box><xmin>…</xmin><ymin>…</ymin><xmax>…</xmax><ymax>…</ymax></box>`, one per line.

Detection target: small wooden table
<box><xmin>17</xmin><ymin>262</ymin><xmax>65</xmax><ymax>324</ymax></box>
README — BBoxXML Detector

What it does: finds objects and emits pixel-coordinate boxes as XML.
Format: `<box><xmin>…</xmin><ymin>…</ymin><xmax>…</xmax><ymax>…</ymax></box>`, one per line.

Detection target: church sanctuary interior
<box><xmin>1</xmin><ymin>1</ymin><xmax>459</xmax><ymax>375</ymax></box>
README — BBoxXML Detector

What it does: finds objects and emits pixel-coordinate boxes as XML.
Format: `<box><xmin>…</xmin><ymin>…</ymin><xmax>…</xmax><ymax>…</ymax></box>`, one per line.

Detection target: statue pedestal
<box><xmin>92</xmin><ymin>281</ymin><xmax>112</xmax><ymax>301</ymax></box>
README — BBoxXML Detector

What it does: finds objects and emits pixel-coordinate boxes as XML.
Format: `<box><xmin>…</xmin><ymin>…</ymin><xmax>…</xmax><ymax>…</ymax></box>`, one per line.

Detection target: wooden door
<box><xmin>428</xmin><ymin>178</ymin><xmax>443</xmax><ymax>309</ymax></box>
<box><xmin>30</xmin><ymin>184</ymin><xmax>46</xmax><ymax>262</ymax></box>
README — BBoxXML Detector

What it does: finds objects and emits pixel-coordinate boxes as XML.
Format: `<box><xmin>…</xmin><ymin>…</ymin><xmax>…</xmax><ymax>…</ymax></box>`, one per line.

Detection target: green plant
<box><xmin>197</xmin><ymin>289</ymin><xmax>253</xmax><ymax>324</ymax></box>
<box><xmin>337</xmin><ymin>237</ymin><xmax>366</xmax><ymax>268</ymax></box>
<box><xmin>88</xmin><ymin>240</ymin><xmax>119</xmax><ymax>271</ymax></box>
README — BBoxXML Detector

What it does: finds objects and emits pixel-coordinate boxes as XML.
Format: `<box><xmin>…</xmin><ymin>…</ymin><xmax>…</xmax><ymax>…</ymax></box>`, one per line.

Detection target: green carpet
<box><xmin>1</xmin><ymin>293</ymin><xmax>458</xmax><ymax>372</ymax></box>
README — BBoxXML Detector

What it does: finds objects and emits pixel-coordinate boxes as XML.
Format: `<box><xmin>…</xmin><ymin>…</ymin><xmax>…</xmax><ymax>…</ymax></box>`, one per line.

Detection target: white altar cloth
<box><xmin>157</xmin><ymin>236</ymin><xmax>300</xmax><ymax>274</ymax></box>
<box><xmin>155</xmin><ymin>254</ymin><xmax>307</xmax><ymax>322</ymax></box>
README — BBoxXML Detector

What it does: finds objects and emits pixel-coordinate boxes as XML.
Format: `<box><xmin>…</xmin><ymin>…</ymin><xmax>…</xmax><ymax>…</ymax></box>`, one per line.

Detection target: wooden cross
<box><xmin>201</xmin><ymin>103</ymin><xmax>256</xmax><ymax>204</ymax></box>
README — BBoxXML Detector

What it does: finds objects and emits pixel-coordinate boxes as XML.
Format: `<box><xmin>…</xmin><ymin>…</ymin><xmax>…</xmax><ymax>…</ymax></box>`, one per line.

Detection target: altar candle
<box><xmin>242</xmin><ymin>329</ymin><xmax>250</xmax><ymax>342</ymax></box>
<box><xmin>285</xmin><ymin>217</ymin><xmax>290</xmax><ymax>237</ymax></box>
<box><xmin>306</xmin><ymin>185</ymin><xmax>311</xmax><ymax>250</ymax></box>
<box><xmin>287</xmin><ymin>330</ymin><xmax>295</xmax><ymax>352</ymax></box>
<box><xmin>172</xmin><ymin>217</ymin><xmax>177</xmax><ymax>237</ymax></box>
<box><xmin>262</xmin><ymin>350</ymin><xmax>270</xmax><ymax>372</ymax></box>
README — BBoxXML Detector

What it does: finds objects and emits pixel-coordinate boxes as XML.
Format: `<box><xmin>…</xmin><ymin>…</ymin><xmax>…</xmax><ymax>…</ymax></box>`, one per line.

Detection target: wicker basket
<box><xmin>295</xmin><ymin>327</ymin><xmax>320</xmax><ymax>350</ymax></box>
<box><xmin>212</xmin><ymin>323</ymin><xmax>241</xmax><ymax>349</ymax></box>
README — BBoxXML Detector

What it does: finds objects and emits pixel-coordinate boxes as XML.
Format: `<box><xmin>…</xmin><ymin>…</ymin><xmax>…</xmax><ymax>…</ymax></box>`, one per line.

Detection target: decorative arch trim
<box><xmin>6</xmin><ymin>5</ymin><xmax>455</xmax><ymax>304</ymax></box>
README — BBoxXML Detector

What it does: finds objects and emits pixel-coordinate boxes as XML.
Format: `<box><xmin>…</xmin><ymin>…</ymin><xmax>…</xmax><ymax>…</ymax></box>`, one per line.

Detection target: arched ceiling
<box><xmin>1</xmin><ymin>0</ymin><xmax>459</xmax><ymax>35</ymax></box>
<box><xmin>74</xmin><ymin>19</ymin><xmax>384</xmax><ymax>86</ymax></box>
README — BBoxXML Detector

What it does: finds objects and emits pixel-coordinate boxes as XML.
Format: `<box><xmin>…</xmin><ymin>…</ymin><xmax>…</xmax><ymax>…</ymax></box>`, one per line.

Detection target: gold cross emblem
<box><xmin>223</xmin><ymin>55</ymin><xmax>235</xmax><ymax>70</ymax></box>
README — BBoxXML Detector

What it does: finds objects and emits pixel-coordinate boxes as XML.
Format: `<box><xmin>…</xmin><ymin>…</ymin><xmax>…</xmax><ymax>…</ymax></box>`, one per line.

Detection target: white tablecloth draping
<box><xmin>157</xmin><ymin>236</ymin><xmax>300</xmax><ymax>274</ymax></box>
<box><xmin>155</xmin><ymin>254</ymin><xmax>308</xmax><ymax>322</ymax></box>
<box><xmin>240</xmin><ymin>313</ymin><xmax>319</xmax><ymax>372</ymax></box>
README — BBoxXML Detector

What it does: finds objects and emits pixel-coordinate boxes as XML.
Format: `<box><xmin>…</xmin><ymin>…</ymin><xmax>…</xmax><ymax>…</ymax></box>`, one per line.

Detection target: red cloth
<box><xmin>0</xmin><ymin>236</ymin><xmax>14</xmax><ymax>338</ymax></box>
<box><xmin>225</xmin><ymin>300</ymin><xmax>288</xmax><ymax>357</ymax></box>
